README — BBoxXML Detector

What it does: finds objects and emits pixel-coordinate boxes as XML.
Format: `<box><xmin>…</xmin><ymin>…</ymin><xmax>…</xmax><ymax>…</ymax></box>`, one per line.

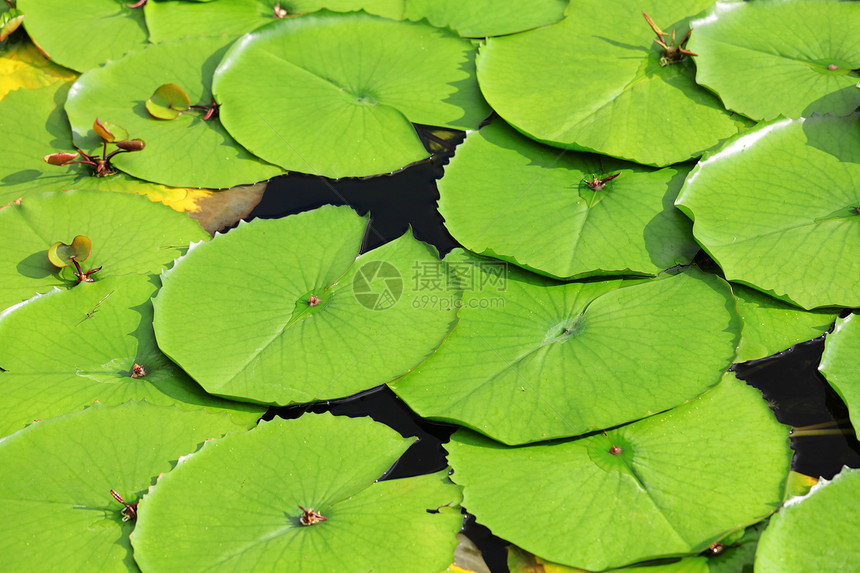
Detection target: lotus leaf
<box><xmin>689</xmin><ymin>1</ymin><xmax>860</xmax><ymax>121</ymax></box>
<box><xmin>64</xmin><ymin>35</ymin><xmax>283</xmax><ymax>188</ymax></box>
<box><xmin>16</xmin><ymin>0</ymin><xmax>148</xmax><ymax>72</ymax></box>
<box><xmin>132</xmin><ymin>413</ymin><xmax>463</xmax><ymax>572</ymax></box>
<box><xmin>437</xmin><ymin>119</ymin><xmax>698</xmax><ymax>279</ymax></box>
<box><xmin>447</xmin><ymin>374</ymin><xmax>791</xmax><ymax>570</ymax></box>
<box><xmin>675</xmin><ymin>114</ymin><xmax>860</xmax><ymax>310</ymax></box>
<box><xmin>0</xmin><ymin>401</ymin><xmax>249</xmax><ymax>572</ymax></box>
<box><xmin>47</xmin><ymin>234</ymin><xmax>92</xmax><ymax>267</ymax></box>
<box><xmin>212</xmin><ymin>11</ymin><xmax>490</xmax><ymax>177</ymax></box>
<box><xmin>476</xmin><ymin>0</ymin><xmax>751</xmax><ymax>167</ymax></box>
<box><xmin>392</xmin><ymin>253</ymin><xmax>741</xmax><ymax>444</ymax></box>
<box><xmin>819</xmin><ymin>314</ymin><xmax>860</xmax><ymax>438</ymax></box>
<box><xmin>404</xmin><ymin>0</ymin><xmax>567</xmax><ymax>37</ymax></box>
<box><xmin>145</xmin><ymin>83</ymin><xmax>191</xmax><ymax>120</ymax></box>
<box><xmin>0</xmin><ymin>189</ymin><xmax>208</xmax><ymax>312</ymax></box>
<box><xmin>144</xmin><ymin>0</ymin><xmax>403</xmax><ymax>42</ymax></box>
<box><xmin>0</xmin><ymin>274</ymin><xmax>264</xmax><ymax>437</ymax></box>
<box><xmin>755</xmin><ymin>467</ymin><xmax>860</xmax><ymax>572</ymax></box>
<box><xmin>732</xmin><ymin>284</ymin><xmax>837</xmax><ymax>363</ymax></box>
<box><xmin>153</xmin><ymin>205</ymin><xmax>460</xmax><ymax>404</ymax></box>
<box><xmin>0</xmin><ymin>42</ymin><xmax>77</xmax><ymax>100</ymax></box>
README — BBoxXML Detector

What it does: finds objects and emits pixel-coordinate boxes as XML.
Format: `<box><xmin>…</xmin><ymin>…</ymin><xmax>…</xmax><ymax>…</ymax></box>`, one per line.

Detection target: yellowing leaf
<box><xmin>0</xmin><ymin>42</ymin><xmax>77</xmax><ymax>101</ymax></box>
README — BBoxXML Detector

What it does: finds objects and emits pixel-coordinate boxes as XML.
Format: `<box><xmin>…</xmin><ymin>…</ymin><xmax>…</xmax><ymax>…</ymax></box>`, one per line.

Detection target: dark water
<box><xmin>248</xmin><ymin>139</ymin><xmax>860</xmax><ymax>573</ymax></box>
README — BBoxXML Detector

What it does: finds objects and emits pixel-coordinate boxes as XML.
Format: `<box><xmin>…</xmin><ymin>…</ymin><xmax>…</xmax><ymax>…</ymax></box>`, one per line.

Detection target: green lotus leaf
<box><xmin>0</xmin><ymin>401</ymin><xmax>249</xmax><ymax>572</ymax></box>
<box><xmin>153</xmin><ymin>205</ymin><xmax>460</xmax><ymax>405</ymax></box>
<box><xmin>212</xmin><ymin>11</ymin><xmax>490</xmax><ymax>177</ymax></box>
<box><xmin>0</xmin><ymin>42</ymin><xmax>78</xmax><ymax>100</ymax></box>
<box><xmin>437</xmin><ymin>119</ymin><xmax>698</xmax><ymax>279</ymax></box>
<box><xmin>0</xmin><ymin>274</ymin><xmax>264</xmax><ymax>438</ymax></box>
<box><xmin>448</xmin><ymin>373</ymin><xmax>791</xmax><ymax>570</ymax></box>
<box><xmin>404</xmin><ymin>0</ymin><xmax>566</xmax><ymax>37</ymax></box>
<box><xmin>509</xmin><ymin>520</ymin><xmax>765</xmax><ymax>572</ymax></box>
<box><xmin>675</xmin><ymin>114</ymin><xmax>860</xmax><ymax>310</ymax></box>
<box><xmin>476</xmin><ymin>0</ymin><xmax>751</xmax><ymax>167</ymax></box>
<box><xmin>144</xmin><ymin>0</ymin><xmax>403</xmax><ymax>42</ymax></box>
<box><xmin>819</xmin><ymin>314</ymin><xmax>860</xmax><ymax>439</ymax></box>
<box><xmin>755</xmin><ymin>467</ymin><xmax>860</xmax><ymax>572</ymax></box>
<box><xmin>131</xmin><ymin>413</ymin><xmax>463</xmax><ymax>572</ymax></box>
<box><xmin>16</xmin><ymin>0</ymin><xmax>148</xmax><ymax>72</ymax></box>
<box><xmin>688</xmin><ymin>1</ymin><xmax>860</xmax><ymax>121</ymax></box>
<box><xmin>64</xmin><ymin>35</ymin><xmax>284</xmax><ymax>188</ymax></box>
<box><xmin>145</xmin><ymin>83</ymin><xmax>191</xmax><ymax>120</ymax></box>
<box><xmin>732</xmin><ymin>284</ymin><xmax>837</xmax><ymax>363</ymax></box>
<box><xmin>392</xmin><ymin>254</ymin><xmax>741</xmax><ymax>444</ymax></box>
<box><xmin>47</xmin><ymin>234</ymin><xmax>92</xmax><ymax>267</ymax></box>
<box><xmin>0</xmin><ymin>189</ymin><xmax>208</xmax><ymax>312</ymax></box>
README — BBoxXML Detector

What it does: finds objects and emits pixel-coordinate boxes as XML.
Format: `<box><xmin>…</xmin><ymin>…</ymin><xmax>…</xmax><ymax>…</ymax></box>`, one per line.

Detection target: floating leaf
<box><xmin>732</xmin><ymin>284</ymin><xmax>837</xmax><ymax>363</ymax></box>
<box><xmin>0</xmin><ymin>275</ymin><xmax>264</xmax><ymax>437</ymax></box>
<box><xmin>0</xmin><ymin>402</ymin><xmax>249</xmax><ymax>572</ymax></box>
<box><xmin>153</xmin><ymin>205</ymin><xmax>460</xmax><ymax>405</ymax></box>
<box><xmin>16</xmin><ymin>0</ymin><xmax>148</xmax><ymax>72</ymax></box>
<box><xmin>145</xmin><ymin>83</ymin><xmax>190</xmax><ymax>120</ymax></box>
<box><xmin>212</xmin><ymin>11</ymin><xmax>490</xmax><ymax>177</ymax></box>
<box><xmin>64</xmin><ymin>35</ymin><xmax>283</xmax><ymax>188</ymax></box>
<box><xmin>675</xmin><ymin>114</ymin><xmax>860</xmax><ymax>309</ymax></box>
<box><xmin>819</xmin><ymin>314</ymin><xmax>860</xmax><ymax>439</ymax></box>
<box><xmin>447</xmin><ymin>374</ymin><xmax>791</xmax><ymax>570</ymax></box>
<box><xmin>755</xmin><ymin>467</ymin><xmax>860</xmax><ymax>572</ymax></box>
<box><xmin>437</xmin><ymin>119</ymin><xmax>698</xmax><ymax>279</ymax></box>
<box><xmin>392</xmin><ymin>254</ymin><xmax>741</xmax><ymax>444</ymax></box>
<box><xmin>689</xmin><ymin>1</ymin><xmax>860</xmax><ymax>121</ymax></box>
<box><xmin>47</xmin><ymin>234</ymin><xmax>92</xmax><ymax>267</ymax></box>
<box><xmin>404</xmin><ymin>0</ymin><xmax>567</xmax><ymax>37</ymax></box>
<box><xmin>0</xmin><ymin>189</ymin><xmax>208</xmax><ymax>312</ymax></box>
<box><xmin>132</xmin><ymin>413</ymin><xmax>463</xmax><ymax>572</ymax></box>
<box><xmin>476</xmin><ymin>0</ymin><xmax>750</xmax><ymax>166</ymax></box>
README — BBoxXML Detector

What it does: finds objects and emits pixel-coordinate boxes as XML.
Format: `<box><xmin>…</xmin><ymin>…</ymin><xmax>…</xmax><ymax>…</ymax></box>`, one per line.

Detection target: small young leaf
<box><xmin>92</xmin><ymin>118</ymin><xmax>129</xmax><ymax>143</ymax></box>
<box><xmin>42</xmin><ymin>152</ymin><xmax>79</xmax><ymax>166</ymax></box>
<box><xmin>47</xmin><ymin>235</ymin><xmax>92</xmax><ymax>267</ymax></box>
<box><xmin>146</xmin><ymin>83</ymin><xmax>191</xmax><ymax>120</ymax></box>
<box><xmin>114</xmin><ymin>139</ymin><xmax>146</xmax><ymax>152</ymax></box>
<box><xmin>0</xmin><ymin>9</ymin><xmax>24</xmax><ymax>42</ymax></box>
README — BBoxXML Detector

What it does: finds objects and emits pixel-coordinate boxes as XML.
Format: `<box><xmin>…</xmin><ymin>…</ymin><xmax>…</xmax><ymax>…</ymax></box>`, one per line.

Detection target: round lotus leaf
<box><xmin>755</xmin><ymin>467</ymin><xmax>860</xmax><ymax>572</ymax></box>
<box><xmin>131</xmin><ymin>413</ymin><xmax>463</xmax><ymax>572</ymax></box>
<box><xmin>689</xmin><ymin>1</ymin><xmax>860</xmax><ymax>121</ymax></box>
<box><xmin>476</xmin><ymin>0</ymin><xmax>751</xmax><ymax>167</ymax></box>
<box><xmin>153</xmin><ymin>205</ymin><xmax>460</xmax><ymax>405</ymax></box>
<box><xmin>404</xmin><ymin>0</ymin><xmax>566</xmax><ymax>37</ymax></box>
<box><xmin>64</xmin><ymin>35</ymin><xmax>283</xmax><ymax>188</ymax></box>
<box><xmin>144</xmin><ymin>0</ymin><xmax>404</xmax><ymax>42</ymax></box>
<box><xmin>437</xmin><ymin>119</ymin><xmax>698</xmax><ymax>279</ymax></box>
<box><xmin>675</xmin><ymin>114</ymin><xmax>860</xmax><ymax>310</ymax></box>
<box><xmin>819</xmin><ymin>314</ymin><xmax>860</xmax><ymax>439</ymax></box>
<box><xmin>732</xmin><ymin>284</ymin><xmax>837</xmax><ymax>363</ymax></box>
<box><xmin>448</xmin><ymin>373</ymin><xmax>791</xmax><ymax>570</ymax></box>
<box><xmin>0</xmin><ymin>189</ymin><xmax>208</xmax><ymax>313</ymax></box>
<box><xmin>0</xmin><ymin>401</ymin><xmax>249</xmax><ymax>572</ymax></box>
<box><xmin>212</xmin><ymin>11</ymin><xmax>490</xmax><ymax>177</ymax></box>
<box><xmin>0</xmin><ymin>274</ymin><xmax>264</xmax><ymax>438</ymax></box>
<box><xmin>392</xmin><ymin>253</ymin><xmax>742</xmax><ymax>444</ymax></box>
<box><xmin>16</xmin><ymin>0</ymin><xmax>148</xmax><ymax>72</ymax></box>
